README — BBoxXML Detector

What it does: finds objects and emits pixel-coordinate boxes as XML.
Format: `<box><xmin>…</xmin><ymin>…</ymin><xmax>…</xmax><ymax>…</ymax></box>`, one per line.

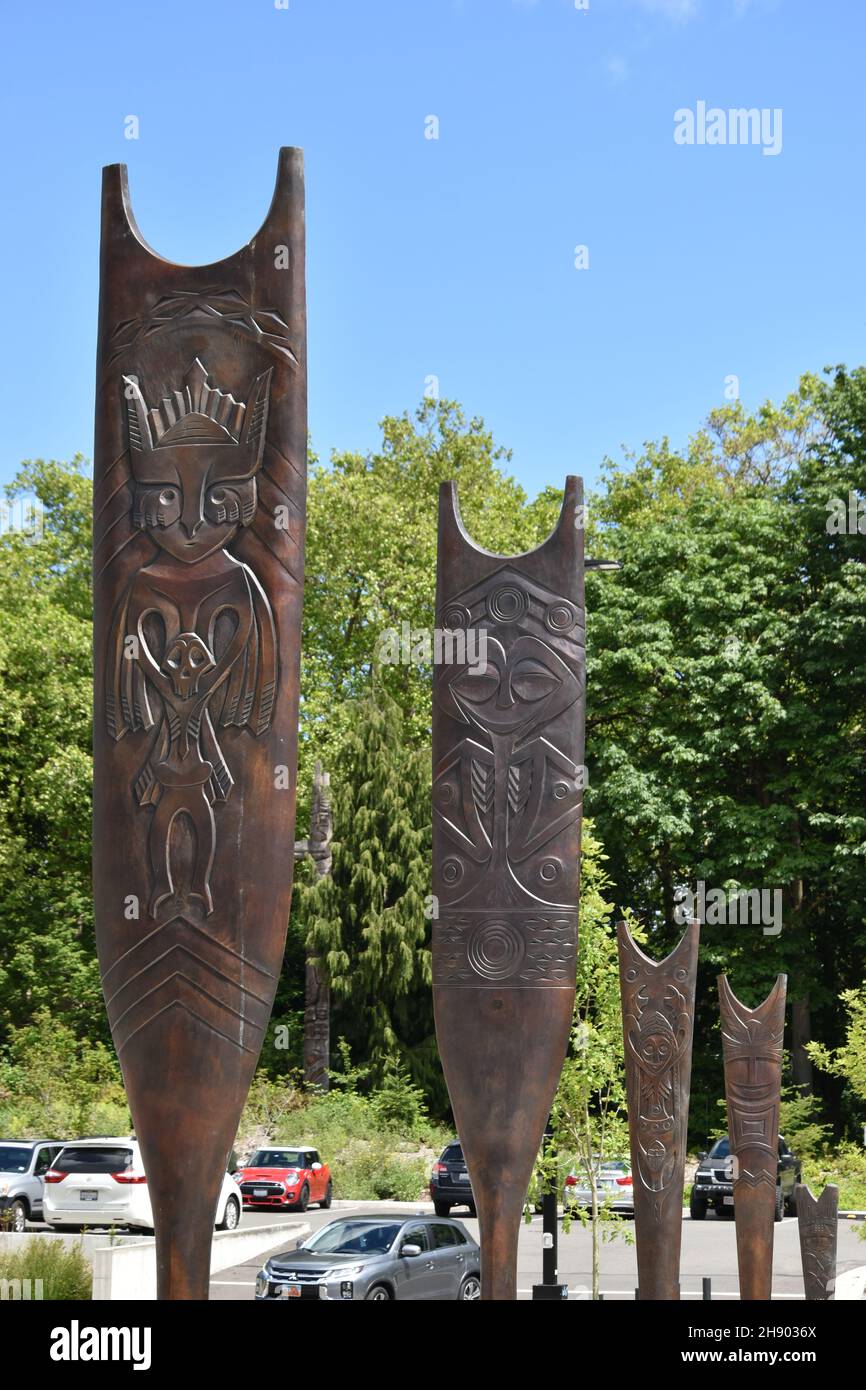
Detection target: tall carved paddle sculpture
<box><xmin>795</xmin><ymin>1183</ymin><xmax>838</xmax><ymax>1300</ymax></box>
<box><xmin>432</xmin><ymin>478</ymin><xmax>585</xmax><ymax>1300</ymax></box>
<box><xmin>617</xmin><ymin>919</ymin><xmax>699</xmax><ymax>1300</ymax></box>
<box><xmin>718</xmin><ymin>974</ymin><xmax>787</xmax><ymax>1301</ymax></box>
<box><xmin>93</xmin><ymin>149</ymin><xmax>306</xmax><ymax>1299</ymax></box>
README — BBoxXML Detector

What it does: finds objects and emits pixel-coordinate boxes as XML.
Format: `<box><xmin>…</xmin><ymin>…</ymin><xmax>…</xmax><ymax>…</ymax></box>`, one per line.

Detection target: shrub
<box><xmin>0</xmin><ymin>1238</ymin><xmax>91</xmax><ymax>1300</ymax></box>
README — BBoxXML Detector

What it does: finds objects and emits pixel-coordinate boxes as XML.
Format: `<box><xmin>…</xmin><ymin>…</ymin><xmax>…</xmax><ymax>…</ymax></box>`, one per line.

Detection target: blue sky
<box><xmin>1</xmin><ymin>0</ymin><xmax>864</xmax><ymax>498</ymax></box>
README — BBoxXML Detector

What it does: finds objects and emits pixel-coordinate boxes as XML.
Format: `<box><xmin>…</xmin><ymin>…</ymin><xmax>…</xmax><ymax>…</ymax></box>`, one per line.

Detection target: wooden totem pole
<box><xmin>718</xmin><ymin>974</ymin><xmax>787</xmax><ymax>1301</ymax></box>
<box><xmin>795</xmin><ymin>1183</ymin><xmax>838</xmax><ymax>1300</ymax></box>
<box><xmin>92</xmin><ymin>149</ymin><xmax>306</xmax><ymax>1298</ymax></box>
<box><xmin>617</xmin><ymin>919</ymin><xmax>699</xmax><ymax>1300</ymax></box>
<box><xmin>432</xmin><ymin>478</ymin><xmax>585</xmax><ymax>1300</ymax></box>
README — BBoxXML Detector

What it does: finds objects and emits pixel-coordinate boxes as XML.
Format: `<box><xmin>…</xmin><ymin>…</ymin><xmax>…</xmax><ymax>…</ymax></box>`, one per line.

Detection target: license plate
<box><xmin>458</xmin><ymin>1172</ymin><xmax>470</xmax><ymax>1182</ymax></box>
<box><xmin>280</xmin><ymin>1285</ymin><xmax>301</xmax><ymax>1298</ymax></box>
<box><xmin>253</xmin><ymin>1189</ymin><xmax>268</xmax><ymax>1197</ymax></box>
<box><xmin>80</xmin><ymin>1191</ymin><xmax>98</xmax><ymax>1201</ymax></box>
<box><xmin>723</xmin><ymin>1195</ymin><xmax>734</xmax><ymax>1205</ymax></box>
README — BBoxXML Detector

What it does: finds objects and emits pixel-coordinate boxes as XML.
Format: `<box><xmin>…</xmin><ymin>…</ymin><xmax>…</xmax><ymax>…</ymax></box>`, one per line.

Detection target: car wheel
<box><xmin>458</xmin><ymin>1274</ymin><xmax>481</xmax><ymax>1301</ymax></box>
<box><xmin>297</xmin><ymin>1183</ymin><xmax>310</xmax><ymax>1213</ymax></box>
<box><xmin>433</xmin><ymin>1201</ymin><xmax>451</xmax><ymax>1217</ymax></box>
<box><xmin>9</xmin><ymin>1200</ymin><xmax>28</xmax><ymax>1233</ymax></box>
<box><xmin>774</xmin><ymin>1186</ymin><xmax>784</xmax><ymax>1222</ymax></box>
<box><xmin>320</xmin><ymin>1181</ymin><xmax>333</xmax><ymax>1210</ymax></box>
<box><xmin>365</xmin><ymin>1284</ymin><xmax>392</xmax><ymax>1300</ymax></box>
<box><xmin>689</xmin><ymin>1194</ymin><xmax>707</xmax><ymax>1221</ymax></box>
<box><xmin>218</xmin><ymin>1196</ymin><xmax>240</xmax><ymax>1231</ymax></box>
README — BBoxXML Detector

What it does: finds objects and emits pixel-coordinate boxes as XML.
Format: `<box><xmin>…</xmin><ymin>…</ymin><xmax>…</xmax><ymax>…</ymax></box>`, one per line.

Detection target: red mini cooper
<box><xmin>235</xmin><ymin>1146</ymin><xmax>332</xmax><ymax>1213</ymax></box>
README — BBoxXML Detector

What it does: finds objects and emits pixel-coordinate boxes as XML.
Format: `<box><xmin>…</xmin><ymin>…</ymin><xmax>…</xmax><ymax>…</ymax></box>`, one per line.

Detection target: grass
<box><xmin>0</xmin><ymin>1237</ymin><xmax>91</xmax><ymax>1300</ymax></box>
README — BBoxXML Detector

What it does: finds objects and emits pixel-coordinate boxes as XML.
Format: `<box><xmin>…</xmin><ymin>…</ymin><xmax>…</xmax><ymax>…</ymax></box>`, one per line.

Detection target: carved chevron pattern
<box><xmin>102</xmin><ymin>918</ymin><xmax>277</xmax><ymax>1057</ymax></box>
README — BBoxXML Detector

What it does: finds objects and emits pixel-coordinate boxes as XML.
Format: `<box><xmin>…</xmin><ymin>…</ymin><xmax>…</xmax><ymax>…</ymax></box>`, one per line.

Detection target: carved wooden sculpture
<box><xmin>618</xmin><ymin>919</ymin><xmax>699</xmax><ymax>1300</ymax></box>
<box><xmin>795</xmin><ymin>1183</ymin><xmax>838</xmax><ymax>1300</ymax></box>
<box><xmin>93</xmin><ymin>148</ymin><xmax>306</xmax><ymax>1299</ymax></box>
<box><xmin>718</xmin><ymin>974</ymin><xmax>787</xmax><ymax>1301</ymax></box>
<box><xmin>432</xmin><ymin>478</ymin><xmax>584</xmax><ymax>1300</ymax></box>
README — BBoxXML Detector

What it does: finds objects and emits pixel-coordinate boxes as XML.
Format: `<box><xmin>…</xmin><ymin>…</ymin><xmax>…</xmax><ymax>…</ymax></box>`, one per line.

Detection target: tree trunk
<box><xmin>791</xmin><ymin>995</ymin><xmax>813</xmax><ymax>1095</ymax></box>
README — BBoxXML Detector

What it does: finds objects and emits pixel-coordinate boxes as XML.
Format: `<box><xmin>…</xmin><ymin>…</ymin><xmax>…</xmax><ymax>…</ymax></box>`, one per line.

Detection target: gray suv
<box><xmin>256</xmin><ymin>1214</ymin><xmax>481</xmax><ymax>1301</ymax></box>
<box><xmin>0</xmin><ymin>1140</ymin><xmax>64</xmax><ymax>1231</ymax></box>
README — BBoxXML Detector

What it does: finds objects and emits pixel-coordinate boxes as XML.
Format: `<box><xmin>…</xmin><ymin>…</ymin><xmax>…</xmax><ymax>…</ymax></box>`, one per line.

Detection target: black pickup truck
<box><xmin>690</xmin><ymin>1135</ymin><xmax>801</xmax><ymax>1221</ymax></box>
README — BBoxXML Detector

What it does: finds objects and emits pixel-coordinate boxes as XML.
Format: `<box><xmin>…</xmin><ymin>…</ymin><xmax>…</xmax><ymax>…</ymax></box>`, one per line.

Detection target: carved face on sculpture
<box><xmin>163</xmin><ymin>631</ymin><xmax>216</xmax><ymax>699</ymax></box>
<box><xmin>124</xmin><ymin>358</ymin><xmax>271</xmax><ymax>564</ymax></box>
<box><xmin>435</xmin><ymin>568</ymin><xmax>584</xmax><ymax>743</ymax></box>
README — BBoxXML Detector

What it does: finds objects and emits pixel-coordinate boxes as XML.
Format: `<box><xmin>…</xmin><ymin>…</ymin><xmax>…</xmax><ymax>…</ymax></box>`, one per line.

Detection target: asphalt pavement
<box><xmin>209</xmin><ymin>1201</ymin><xmax>866</xmax><ymax>1300</ymax></box>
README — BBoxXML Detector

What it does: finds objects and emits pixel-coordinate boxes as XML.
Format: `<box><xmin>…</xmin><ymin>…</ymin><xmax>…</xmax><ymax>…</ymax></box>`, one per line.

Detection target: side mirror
<box><xmin>400</xmin><ymin>1243</ymin><xmax>422</xmax><ymax>1258</ymax></box>
<box><xmin>311</xmin><ymin>1162</ymin><xmax>322</xmax><ymax>1171</ymax></box>
<box><xmin>698</xmin><ymin>1152</ymin><xmax>708</xmax><ymax>1162</ymax></box>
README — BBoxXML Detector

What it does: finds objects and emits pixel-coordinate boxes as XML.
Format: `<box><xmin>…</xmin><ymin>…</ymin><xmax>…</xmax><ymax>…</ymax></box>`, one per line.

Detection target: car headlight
<box><xmin>322</xmin><ymin>1264</ymin><xmax>364</xmax><ymax>1281</ymax></box>
<box><xmin>284</xmin><ymin>1174</ymin><xmax>299</xmax><ymax>1185</ymax></box>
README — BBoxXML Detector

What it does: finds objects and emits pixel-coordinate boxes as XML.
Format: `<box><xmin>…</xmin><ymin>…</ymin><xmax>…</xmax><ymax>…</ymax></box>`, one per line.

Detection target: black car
<box><xmin>690</xmin><ymin>1134</ymin><xmax>801</xmax><ymax>1222</ymax></box>
<box><xmin>430</xmin><ymin>1141</ymin><xmax>475</xmax><ymax>1217</ymax></box>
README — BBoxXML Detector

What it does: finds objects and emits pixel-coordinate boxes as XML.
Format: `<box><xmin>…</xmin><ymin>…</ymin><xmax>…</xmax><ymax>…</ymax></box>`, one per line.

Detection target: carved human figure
<box><xmin>106</xmin><ymin>358</ymin><xmax>276</xmax><ymax>918</ymax></box>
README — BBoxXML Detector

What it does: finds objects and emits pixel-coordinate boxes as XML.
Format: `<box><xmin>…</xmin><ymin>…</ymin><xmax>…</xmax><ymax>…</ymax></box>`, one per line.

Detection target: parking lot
<box><xmin>209</xmin><ymin>1203</ymin><xmax>866</xmax><ymax>1300</ymax></box>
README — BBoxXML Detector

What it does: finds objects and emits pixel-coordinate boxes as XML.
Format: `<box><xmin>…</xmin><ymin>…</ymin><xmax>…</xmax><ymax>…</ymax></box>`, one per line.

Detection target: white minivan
<box><xmin>43</xmin><ymin>1137</ymin><xmax>242</xmax><ymax>1233</ymax></box>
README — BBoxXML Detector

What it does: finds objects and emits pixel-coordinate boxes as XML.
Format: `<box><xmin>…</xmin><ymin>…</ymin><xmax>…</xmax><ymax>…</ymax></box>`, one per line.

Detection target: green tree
<box><xmin>291</xmin><ymin>690</ymin><xmax>437</xmax><ymax>1097</ymax></box>
<box><xmin>549</xmin><ymin>824</ymin><xmax>632</xmax><ymax>1300</ymax></box>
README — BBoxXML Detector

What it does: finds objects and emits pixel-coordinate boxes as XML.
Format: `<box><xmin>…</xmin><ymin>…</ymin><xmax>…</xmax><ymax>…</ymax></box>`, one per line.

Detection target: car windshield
<box><xmin>54</xmin><ymin>1147</ymin><xmax>134</xmax><ymax>1174</ymax></box>
<box><xmin>249</xmin><ymin>1150</ymin><xmax>305</xmax><ymax>1168</ymax></box>
<box><xmin>709</xmin><ymin>1138</ymin><xmax>731</xmax><ymax>1159</ymax></box>
<box><xmin>304</xmin><ymin>1221</ymin><xmax>402</xmax><ymax>1256</ymax></box>
<box><xmin>0</xmin><ymin>1146</ymin><xmax>33</xmax><ymax>1172</ymax></box>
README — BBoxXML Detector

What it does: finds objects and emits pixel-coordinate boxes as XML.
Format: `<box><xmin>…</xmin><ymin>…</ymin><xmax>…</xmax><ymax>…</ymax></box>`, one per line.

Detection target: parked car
<box><xmin>255</xmin><ymin>1214</ymin><xmax>481</xmax><ymax>1301</ymax></box>
<box><xmin>235</xmin><ymin>1145</ymin><xmax>332</xmax><ymax>1213</ymax></box>
<box><xmin>690</xmin><ymin>1134</ymin><xmax>801</xmax><ymax>1222</ymax></box>
<box><xmin>43</xmin><ymin>1137</ymin><xmax>242</xmax><ymax>1232</ymax></box>
<box><xmin>563</xmin><ymin>1158</ymin><xmax>634</xmax><ymax>1214</ymax></box>
<box><xmin>430</xmin><ymin>1141</ymin><xmax>475</xmax><ymax>1217</ymax></box>
<box><xmin>0</xmin><ymin>1139</ymin><xmax>65</xmax><ymax>1231</ymax></box>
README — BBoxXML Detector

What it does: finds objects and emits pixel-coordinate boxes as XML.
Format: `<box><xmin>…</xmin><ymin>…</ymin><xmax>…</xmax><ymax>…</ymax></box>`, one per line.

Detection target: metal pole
<box><xmin>532</xmin><ymin>1117</ymin><xmax>568</xmax><ymax>1300</ymax></box>
<box><xmin>703</xmin><ymin>1277</ymin><xmax>712</xmax><ymax>1301</ymax></box>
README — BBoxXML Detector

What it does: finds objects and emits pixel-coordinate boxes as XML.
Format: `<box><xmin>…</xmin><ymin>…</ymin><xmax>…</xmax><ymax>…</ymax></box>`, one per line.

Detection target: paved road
<box><xmin>209</xmin><ymin>1203</ymin><xmax>866</xmax><ymax>1300</ymax></box>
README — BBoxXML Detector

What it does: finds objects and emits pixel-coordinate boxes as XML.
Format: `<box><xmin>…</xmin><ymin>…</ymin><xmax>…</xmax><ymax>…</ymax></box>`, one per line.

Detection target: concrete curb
<box><xmin>835</xmin><ymin>1265</ymin><xmax>866</xmax><ymax>1300</ymax></box>
<box><xmin>92</xmin><ymin>1220</ymin><xmax>311</xmax><ymax>1300</ymax></box>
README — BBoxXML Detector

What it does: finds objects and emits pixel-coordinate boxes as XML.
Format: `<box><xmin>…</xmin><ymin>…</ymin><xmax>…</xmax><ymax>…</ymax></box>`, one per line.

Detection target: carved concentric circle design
<box><xmin>487</xmin><ymin>585</ymin><xmax>527</xmax><ymax>623</ymax></box>
<box><xmin>442</xmin><ymin>858</ymin><xmax>464</xmax><ymax>885</ymax></box>
<box><xmin>442</xmin><ymin>604</ymin><xmax>471</xmax><ymax>630</ymax></box>
<box><xmin>467</xmin><ymin>920</ymin><xmax>525</xmax><ymax>981</ymax></box>
<box><xmin>539</xmin><ymin>860</ymin><xmax>561</xmax><ymax>883</ymax></box>
<box><xmin>545</xmin><ymin>602</ymin><xmax>576</xmax><ymax>634</ymax></box>
<box><xmin>553</xmin><ymin>781</ymin><xmax>570</xmax><ymax>800</ymax></box>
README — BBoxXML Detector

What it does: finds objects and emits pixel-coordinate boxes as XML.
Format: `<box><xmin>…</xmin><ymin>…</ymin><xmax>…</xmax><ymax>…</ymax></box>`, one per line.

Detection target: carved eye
<box><xmin>189</xmin><ymin>648</ymin><xmax>207</xmax><ymax>668</ymax></box>
<box><xmin>510</xmin><ymin>660</ymin><xmax>559</xmax><ymax>703</ymax></box>
<box><xmin>166</xmin><ymin>648</ymin><xmax>182</xmax><ymax>669</ymax></box>
<box><xmin>159</xmin><ymin>489</ymin><xmax>176</xmax><ymax>506</ymax></box>
<box><xmin>210</xmin><ymin>489</ymin><xmax>226</xmax><ymax>504</ymax></box>
<box><xmin>452</xmin><ymin>667</ymin><xmax>500</xmax><ymax>702</ymax></box>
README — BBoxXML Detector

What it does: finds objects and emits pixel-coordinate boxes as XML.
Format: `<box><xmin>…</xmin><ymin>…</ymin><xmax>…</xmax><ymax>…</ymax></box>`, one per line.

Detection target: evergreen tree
<box><xmin>291</xmin><ymin>689</ymin><xmax>438</xmax><ymax>1100</ymax></box>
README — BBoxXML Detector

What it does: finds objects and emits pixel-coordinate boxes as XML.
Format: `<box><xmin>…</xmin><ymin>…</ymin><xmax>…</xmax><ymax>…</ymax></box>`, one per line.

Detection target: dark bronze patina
<box><xmin>618</xmin><ymin>918</ymin><xmax>699</xmax><ymax>1300</ymax></box>
<box><xmin>93</xmin><ymin>149</ymin><xmax>306</xmax><ymax>1299</ymax></box>
<box><xmin>718</xmin><ymin>973</ymin><xmax>787</xmax><ymax>1301</ymax></box>
<box><xmin>795</xmin><ymin>1183</ymin><xmax>838</xmax><ymax>1300</ymax></box>
<box><xmin>432</xmin><ymin>478</ymin><xmax>585</xmax><ymax>1300</ymax></box>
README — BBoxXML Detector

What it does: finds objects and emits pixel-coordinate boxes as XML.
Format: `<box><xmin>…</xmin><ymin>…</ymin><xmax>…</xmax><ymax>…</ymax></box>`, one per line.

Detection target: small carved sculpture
<box><xmin>432</xmin><ymin>477</ymin><xmax>585</xmax><ymax>1300</ymax></box>
<box><xmin>718</xmin><ymin>973</ymin><xmax>787</xmax><ymax>1301</ymax></box>
<box><xmin>618</xmin><ymin>919</ymin><xmax>699</xmax><ymax>1299</ymax></box>
<box><xmin>795</xmin><ymin>1183</ymin><xmax>838</xmax><ymax>1300</ymax></box>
